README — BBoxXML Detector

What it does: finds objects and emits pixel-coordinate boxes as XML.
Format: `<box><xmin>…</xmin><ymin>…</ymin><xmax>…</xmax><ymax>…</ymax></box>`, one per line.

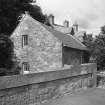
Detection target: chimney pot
<box><xmin>48</xmin><ymin>14</ymin><xmax>54</xmax><ymax>25</ymax></box>
<box><xmin>73</xmin><ymin>22</ymin><xmax>78</xmax><ymax>32</ymax></box>
<box><xmin>63</xmin><ymin>20</ymin><xmax>69</xmax><ymax>27</ymax></box>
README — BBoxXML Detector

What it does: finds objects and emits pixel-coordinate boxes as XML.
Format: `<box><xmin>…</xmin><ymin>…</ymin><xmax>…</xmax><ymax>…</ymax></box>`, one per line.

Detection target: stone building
<box><xmin>11</xmin><ymin>14</ymin><xmax>89</xmax><ymax>73</ymax></box>
<box><xmin>48</xmin><ymin>14</ymin><xmax>90</xmax><ymax>64</ymax></box>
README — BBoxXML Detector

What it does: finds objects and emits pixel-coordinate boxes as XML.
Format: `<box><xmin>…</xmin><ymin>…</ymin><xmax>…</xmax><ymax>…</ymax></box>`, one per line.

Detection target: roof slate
<box><xmin>53</xmin><ymin>25</ymin><xmax>72</xmax><ymax>34</ymax></box>
<box><xmin>42</xmin><ymin>24</ymin><xmax>88</xmax><ymax>51</ymax></box>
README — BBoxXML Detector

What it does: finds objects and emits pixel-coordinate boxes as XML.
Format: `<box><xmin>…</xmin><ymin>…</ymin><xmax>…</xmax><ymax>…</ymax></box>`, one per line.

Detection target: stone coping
<box><xmin>0</xmin><ymin>63</ymin><xmax>96</xmax><ymax>90</ymax></box>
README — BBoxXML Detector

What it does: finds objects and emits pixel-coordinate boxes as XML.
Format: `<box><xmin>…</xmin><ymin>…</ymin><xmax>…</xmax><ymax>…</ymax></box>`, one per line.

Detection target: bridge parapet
<box><xmin>0</xmin><ymin>63</ymin><xmax>97</xmax><ymax>105</ymax></box>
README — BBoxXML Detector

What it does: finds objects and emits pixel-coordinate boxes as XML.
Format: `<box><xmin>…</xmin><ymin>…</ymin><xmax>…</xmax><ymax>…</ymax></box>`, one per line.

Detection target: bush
<box><xmin>0</xmin><ymin>34</ymin><xmax>20</xmax><ymax>76</ymax></box>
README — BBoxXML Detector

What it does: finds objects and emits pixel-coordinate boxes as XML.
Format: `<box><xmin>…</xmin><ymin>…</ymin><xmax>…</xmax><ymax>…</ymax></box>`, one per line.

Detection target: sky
<box><xmin>37</xmin><ymin>0</ymin><xmax>105</xmax><ymax>35</ymax></box>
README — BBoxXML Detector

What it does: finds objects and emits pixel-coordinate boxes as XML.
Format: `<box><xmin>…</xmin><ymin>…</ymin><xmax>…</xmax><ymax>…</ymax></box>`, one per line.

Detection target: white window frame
<box><xmin>22</xmin><ymin>62</ymin><xmax>29</xmax><ymax>72</ymax></box>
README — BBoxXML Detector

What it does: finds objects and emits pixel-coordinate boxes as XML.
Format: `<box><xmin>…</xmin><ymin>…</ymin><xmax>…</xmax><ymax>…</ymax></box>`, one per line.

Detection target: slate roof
<box><xmin>12</xmin><ymin>14</ymin><xmax>88</xmax><ymax>51</ymax></box>
<box><xmin>42</xmin><ymin>24</ymin><xmax>88</xmax><ymax>51</ymax></box>
<box><xmin>53</xmin><ymin>24</ymin><xmax>72</xmax><ymax>34</ymax></box>
<box><xmin>74</xmin><ymin>31</ymin><xmax>86</xmax><ymax>42</ymax></box>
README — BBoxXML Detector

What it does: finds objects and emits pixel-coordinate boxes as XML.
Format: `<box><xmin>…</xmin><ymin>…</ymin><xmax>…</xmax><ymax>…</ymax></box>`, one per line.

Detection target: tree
<box><xmin>0</xmin><ymin>34</ymin><xmax>20</xmax><ymax>76</ymax></box>
<box><xmin>93</xmin><ymin>35</ymin><xmax>105</xmax><ymax>70</ymax></box>
<box><xmin>29</xmin><ymin>5</ymin><xmax>46</xmax><ymax>24</ymax></box>
<box><xmin>83</xmin><ymin>33</ymin><xmax>94</xmax><ymax>52</ymax></box>
<box><xmin>83</xmin><ymin>31</ymin><xmax>105</xmax><ymax>70</ymax></box>
<box><xmin>93</xmin><ymin>25</ymin><xmax>105</xmax><ymax>70</ymax></box>
<box><xmin>83</xmin><ymin>33</ymin><xmax>97</xmax><ymax>65</ymax></box>
<box><xmin>100</xmin><ymin>25</ymin><xmax>105</xmax><ymax>34</ymax></box>
<box><xmin>0</xmin><ymin>0</ymin><xmax>46</xmax><ymax>35</ymax></box>
<box><xmin>70</xmin><ymin>27</ymin><xmax>75</xmax><ymax>35</ymax></box>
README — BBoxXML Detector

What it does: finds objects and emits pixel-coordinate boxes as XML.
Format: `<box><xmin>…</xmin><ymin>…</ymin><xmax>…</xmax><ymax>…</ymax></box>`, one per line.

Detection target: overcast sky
<box><xmin>37</xmin><ymin>0</ymin><xmax>105</xmax><ymax>35</ymax></box>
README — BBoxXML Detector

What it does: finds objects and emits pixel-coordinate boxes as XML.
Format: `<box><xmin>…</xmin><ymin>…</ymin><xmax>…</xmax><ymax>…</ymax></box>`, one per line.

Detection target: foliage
<box><xmin>83</xmin><ymin>33</ymin><xmax>94</xmax><ymax>54</ymax></box>
<box><xmin>0</xmin><ymin>0</ymin><xmax>46</xmax><ymax>35</ymax></box>
<box><xmin>29</xmin><ymin>5</ymin><xmax>46</xmax><ymax>24</ymax></box>
<box><xmin>93</xmin><ymin>25</ymin><xmax>105</xmax><ymax>70</ymax></box>
<box><xmin>100</xmin><ymin>25</ymin><xmax>105</xmax><ymax>34</ymax></box>
<box><xmin>83</xmin><ymin>30</ymin><xmax>105</xmax><ymax>70</ymax></box>
<box><xmin>94</xmin><ymin>35</ymin><xmax>105</xmax><ymax>70</ymax></box>
<box><xmin>70</xmin><ymin>27</ymin><xmax>75</xmax><ymax>35</ymax></box>
<box><xmin>0</xmin><ymin>34</ymin><xmax>20</xmax><ymax>76</ymax></box>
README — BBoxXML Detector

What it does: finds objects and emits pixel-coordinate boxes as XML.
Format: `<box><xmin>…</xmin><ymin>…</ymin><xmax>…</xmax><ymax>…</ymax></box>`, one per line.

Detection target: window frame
<box><xmin>22</xmin><ymin>35</ymin><xmax>28</xmax><ymax>47</ymax></box>
<box><xmin>22</xmin><ymin>62</ymin><xmax>29</xmax><ymax>71</ymax></box>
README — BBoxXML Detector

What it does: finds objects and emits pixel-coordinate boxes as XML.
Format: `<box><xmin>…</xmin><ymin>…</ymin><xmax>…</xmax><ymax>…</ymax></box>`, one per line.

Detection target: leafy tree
<box><xmin>70</xmin><ymin>27</ymin><xmax>75</xmax><ymax>35</ymax></box>
<box><xmin>93</xmin><ymin>25</ymin><xmax>105</xmax><ymax>70</ymax></box>
<box><xmin>94</xmin><ymin>35</ymin><xmax>105</xmax><ymax>70</ymax></box>
<box><xmin>0</xmin><ymin>34</ymin><xmax>20</xmax><ymax>76</ymax></box>
<box><xmin>100</xmin><ymin>25</ymin><xmax>105</xmax><ymax>34</ymax></box>
<box><xmin>83</xmin><ymin>33</ymin><xmax>97</xmax><ymax>65</ymax></box>
<box><xmin>29</xmin><ymin>5</ymin><xmax>46</xmax><ymax>24</ymax></box>
<box><xmin>83</xmin><ymin>30</ymin><xmax>105</xmax><ymax>70</ymax></box>
<box><xmin>83</xmin><ymin>33</ymin><xmax>94</xmax><ymax>52</ymax></box>
<box><xmin>0</xmin><ymin>0</ymin><xmax>46</xmax><ymax>35</ymax></box>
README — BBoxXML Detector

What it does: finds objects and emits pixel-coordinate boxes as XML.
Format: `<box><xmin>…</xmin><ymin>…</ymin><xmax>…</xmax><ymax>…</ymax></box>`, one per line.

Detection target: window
<box><xmin>22</xmin><ymin>62</ymin><xmax>29</xmax><ymax>71</ymax></box>
<box><xmin>22</xmin><ymin>35</ymin><xmax>28</xmax><ymax>47</ymax></box>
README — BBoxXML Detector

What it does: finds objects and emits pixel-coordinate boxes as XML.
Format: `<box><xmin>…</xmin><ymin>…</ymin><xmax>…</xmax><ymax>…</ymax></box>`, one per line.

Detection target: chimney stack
<box><xmin>48</xmin><ymin>14</ymin><xmax>54</xmax><ymax>25</ymax></box>
<box><xmin>73</xmin><ymin>22</ymin><xmax>78</xmax><ymax>33</ymax></box>
<box><xmin>63</xmin><ymin>20</ymin><xmax>69</xmax><ymax>27</ymax></box>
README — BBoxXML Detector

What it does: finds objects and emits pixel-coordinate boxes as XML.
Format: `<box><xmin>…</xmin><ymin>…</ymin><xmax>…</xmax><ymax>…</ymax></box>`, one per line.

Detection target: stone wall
<box><xmin>0</xmin><ymin>63</ymin><xmax>97</xmax><ymax>105</ymax></box>
<box><xmin>63</xmin><ymin>47</ymin><xmax>90</xmax><ymax>66</ymax></box>
<box><xmin>11</xmin><ymin>15</ymin><xmax>62</xmax><ymax>73</ymax></box>
<box><xmin>63</xmin><ymin>47</ymin><xmax>83</xmax><ymax>65</ymax></box>
<box><xmin>97</xmin><ymin>73</ymin><xmax>105</xmax><ymax>88</ymax></box>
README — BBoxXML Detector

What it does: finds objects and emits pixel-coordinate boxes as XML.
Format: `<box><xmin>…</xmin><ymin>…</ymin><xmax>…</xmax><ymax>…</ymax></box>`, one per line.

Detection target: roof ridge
<box><xmin>11</xmin><ymin>13</ymin><xmax>88</xmax><ymax>51</ymax></box>
<box><xmin>69</xmin><ymin>35</ymin><xmax>86</xmax><ymax>47</ymax></box>
<box><xmin>42</xmin><ymin>24</ymin><xmax>88</xmax><ymax>50</ymax></box>
<box><xmin>11</xmin><ymin>13</ymin><xmax>29</xmax><ymax>36</ymax></box>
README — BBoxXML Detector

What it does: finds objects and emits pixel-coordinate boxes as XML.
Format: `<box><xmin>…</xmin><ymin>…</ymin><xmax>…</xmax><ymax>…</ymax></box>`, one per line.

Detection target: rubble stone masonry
<box><xmin>11</xmin><ymin>16</ymin><xmax>62</xmax><ymax>73</ymax></box>
<box><xmin>0</xmin><ymin>63</ymin><xmax>97</xmax><ymax>105</ymax></box>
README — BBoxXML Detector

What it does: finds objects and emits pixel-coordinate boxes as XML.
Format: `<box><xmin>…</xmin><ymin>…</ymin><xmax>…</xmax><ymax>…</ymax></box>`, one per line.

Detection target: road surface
<box><xmin>43</xmin><ymin>88</ymin><xmax>105</xmax><ymax>105</ymax></box>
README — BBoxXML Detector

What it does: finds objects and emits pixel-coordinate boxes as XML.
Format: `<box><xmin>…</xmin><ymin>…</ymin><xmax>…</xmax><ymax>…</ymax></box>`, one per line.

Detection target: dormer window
<box><xmin>22</xmin><ymin>35</ymin><xmax>28</xmax><ymax>47</ymax></box>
